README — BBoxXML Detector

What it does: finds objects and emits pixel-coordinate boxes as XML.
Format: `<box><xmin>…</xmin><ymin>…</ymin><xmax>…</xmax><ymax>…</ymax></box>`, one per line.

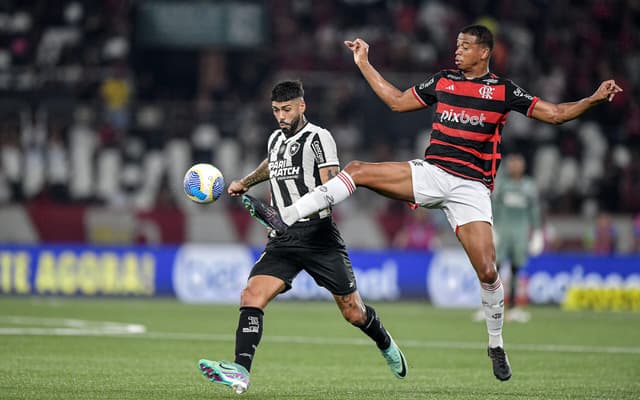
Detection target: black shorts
<box><xmin>250</xmin><ymin>217</ymin><xmax>357</xmax><ymax>296</ymax></box>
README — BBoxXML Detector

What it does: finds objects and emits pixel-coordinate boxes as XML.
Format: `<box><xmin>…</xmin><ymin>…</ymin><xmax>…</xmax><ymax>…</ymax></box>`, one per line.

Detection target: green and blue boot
<box><xmin>198</xmin><ymin>359</ymin><xmax>250</xmax><ymax>394</ymax></box>
<box><xmin>381</xmin><ymin>335</ymin><xmax>408</xmax><ymax>379</ymax></box>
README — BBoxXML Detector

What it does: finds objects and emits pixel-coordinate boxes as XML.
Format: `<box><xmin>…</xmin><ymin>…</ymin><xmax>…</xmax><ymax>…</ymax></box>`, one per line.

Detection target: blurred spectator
<box><xmin>100</xmin><ymin>63</ymin><xmax>132</xmax><ymax>131</ymax></box>
<box><xmin>0</xmin><ymin>0</ymin><xmax>638</xmax><ymax>251</ymax></box>
<box><xmin>0</xmin><ymin>126</ymin><xmax>23</xmax><ymax>201</ymax></box>
<box><xmin>392</xmin><ymin>208</ymin><xmax>440</xmax><ymax>251</ymax></box>
<box><xmin>584</xmin><ymin>212</ymin><xmax>618</xmax><ymax>255</ymax></box>
<box><xmin>191</xmin><ymin>123</ymin><xmax>220</xmax><ymax>164</ymax></box>
<box><xmin>620</xmin><ymin>148</ymin><xmax>640</xmax><ymax>212</ymax></box>
<box><xmin>634</xmin><ymin>213</ymin><xmax>640</xmax><ymax>254</ymax></box>
<box><xmin>46</xmin><ymin>124</ymin><xmax>70</xmax><ymax>202</ymax></box>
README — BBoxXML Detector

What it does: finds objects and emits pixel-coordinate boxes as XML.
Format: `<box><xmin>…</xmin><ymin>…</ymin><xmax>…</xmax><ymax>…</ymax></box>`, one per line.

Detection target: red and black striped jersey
<box><xmin>412</xmin><ymin>69</ymin><xmax>539</xmax><ymax>190</ymax></box>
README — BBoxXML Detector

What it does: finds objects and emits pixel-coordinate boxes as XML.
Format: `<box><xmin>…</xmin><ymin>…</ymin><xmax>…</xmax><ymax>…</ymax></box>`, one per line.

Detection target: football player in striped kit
<box><xmin>242</xmin><ymin>25</ymin><xmax>622</xmax><ymax>382</ymax></box>
<box><xmin>198</xmin><ymin>80</ymin><xmax>407</xmax><ymax>394</ymax></box>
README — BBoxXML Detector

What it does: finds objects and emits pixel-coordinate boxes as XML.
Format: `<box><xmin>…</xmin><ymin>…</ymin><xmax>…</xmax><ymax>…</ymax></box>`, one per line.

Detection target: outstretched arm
<box><xmin>228</xmin><ymin>158</ymin><xmax>270</xmax><ymax>197</ymax></box>
<box><xmin>531</xmin><ymin>80</ymin><xmax>622</xmax><ymax>125</ymax></box>
<box><xmin>345</xmin><ymin>38</ymin><xmax>424</xmax><ymax>113</ymax></box>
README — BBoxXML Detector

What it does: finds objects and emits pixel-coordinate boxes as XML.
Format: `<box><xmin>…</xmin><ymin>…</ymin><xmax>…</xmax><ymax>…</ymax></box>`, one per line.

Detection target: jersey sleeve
<box><xmin>312</xmin><ymin>129</ymin><xmax>340</xmax><ymax>168</ymax></box>
<box><xmin>412</xmin><ymin>72</ymin><xmax>442</xmax><ymax>107</ymax></box>
<box><xmin>505</xmin><ymin>80</ymin><xmax>539</xmax><ymax>117</ymax></box>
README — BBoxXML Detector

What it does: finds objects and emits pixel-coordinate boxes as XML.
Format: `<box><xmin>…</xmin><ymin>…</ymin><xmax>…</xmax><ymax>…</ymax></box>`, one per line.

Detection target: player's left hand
<box><xmin>344</xmin><ymin>38</ymin><xmax>370</xmax><ymax>66</ymax></box>
<box><xmin>591</xmin><ymin>80</ymin><xmax>623</xmax><ymax>103</ymax></box>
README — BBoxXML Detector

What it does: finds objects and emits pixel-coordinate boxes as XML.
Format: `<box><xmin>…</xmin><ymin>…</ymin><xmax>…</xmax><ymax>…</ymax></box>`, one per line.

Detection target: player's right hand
<box><xmin>228</xmin><ymin>180</ymin><xmax>249</xmax><ymax>197</ymax></box>
<box><xmin>591</xmin><ymin>79</ymin><xmax>623</xmax><ymax>103</ymax></box>
<box><xmin>344</xmin><ymin>38</ymin><xmax>369</xmax><ymax>65</ymax></box>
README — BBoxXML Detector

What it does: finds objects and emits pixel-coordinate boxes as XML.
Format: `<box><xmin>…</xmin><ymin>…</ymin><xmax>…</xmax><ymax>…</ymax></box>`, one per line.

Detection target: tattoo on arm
<box><xmin>320</xmin><ymin>166</ymin><xmax>340</xmax><ymax>184</ymax></box>
<box><xmin>242</xmin><ymin>159</ymin><xmax>270</xmax><ymax>187</ymax></box>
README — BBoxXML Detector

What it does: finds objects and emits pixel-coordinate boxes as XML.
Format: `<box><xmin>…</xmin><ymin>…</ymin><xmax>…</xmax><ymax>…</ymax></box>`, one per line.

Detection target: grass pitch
<box><xmin>0</xmin><ymin>298</ymin><xmax>638</xmax><ymax>399</ymax></box>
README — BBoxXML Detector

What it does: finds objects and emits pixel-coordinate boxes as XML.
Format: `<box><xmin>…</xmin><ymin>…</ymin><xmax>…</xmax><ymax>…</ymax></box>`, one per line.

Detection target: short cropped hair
<box><xmin>271</xmin><ymin>80</ymin><xmax>304</xmax><ymax>102</ymax></box>
<box><xmin>460</xmin><ymin>24</ymin><xmax>494</xmax><ymax>51</ymax></box>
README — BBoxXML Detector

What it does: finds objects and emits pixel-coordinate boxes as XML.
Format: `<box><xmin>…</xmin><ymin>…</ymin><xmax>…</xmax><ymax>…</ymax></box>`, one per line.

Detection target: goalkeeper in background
<box><xmin>491</xmin><ymin>153</ymin><xmax>543</xmax><ymax>322</ymax></box>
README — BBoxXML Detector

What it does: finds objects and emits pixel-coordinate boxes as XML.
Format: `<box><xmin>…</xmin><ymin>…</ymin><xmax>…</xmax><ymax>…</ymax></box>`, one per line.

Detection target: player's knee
<box><xmin>240</xmin><ymin>286</ymin><xmax>265</xmax><ymax>308</ymax></box>
<box><xmin>342</xmin><ymin>307</ymin><xmax>367</xmax><ymax>325</ymax></box>
<box><xmin>476</xmin><ymin>262</ymin><xmax>498</xmax><ymax>284</ymax></box>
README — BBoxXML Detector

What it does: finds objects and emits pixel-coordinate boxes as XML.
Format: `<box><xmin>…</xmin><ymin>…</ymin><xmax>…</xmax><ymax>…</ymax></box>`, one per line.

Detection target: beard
<box><xmin>281</xmin><ymin>115</ymin><xmax>301</xmax><ymax>137</ymax></box>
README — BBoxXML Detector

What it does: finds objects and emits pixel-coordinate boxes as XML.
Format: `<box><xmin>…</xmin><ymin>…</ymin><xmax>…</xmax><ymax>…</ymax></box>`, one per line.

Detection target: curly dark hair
<box><xmin>271</xmin><ymin>80</ymin><xmax>304</xmax><ymax>102</ymax></box>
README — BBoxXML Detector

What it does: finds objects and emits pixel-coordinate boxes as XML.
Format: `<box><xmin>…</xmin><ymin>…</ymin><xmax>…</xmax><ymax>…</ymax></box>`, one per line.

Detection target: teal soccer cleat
<box><xmin>381</xmin><ymin>335</ymin><xmax>408</xmax><ymax>379</ymax></box>
<box><xmin>198</xmin><ymin>359</ymin><xmax>250</xmax><ymax>394</ymax></box>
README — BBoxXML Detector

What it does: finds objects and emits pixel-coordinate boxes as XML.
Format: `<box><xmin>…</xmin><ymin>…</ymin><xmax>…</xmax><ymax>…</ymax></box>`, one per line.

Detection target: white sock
<box><xmin>281</xmin><ymin>171</ymin><xmax>356</xmax><ymax>225</ymax></box>
<box><xmin>480</xmin><ymin>276</ymin><xmax>505</xmax><ymax>348</ymax></box>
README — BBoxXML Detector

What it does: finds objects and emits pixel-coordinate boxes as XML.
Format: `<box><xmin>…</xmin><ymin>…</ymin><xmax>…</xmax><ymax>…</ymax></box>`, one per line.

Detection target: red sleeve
<box><xmin>526</xmin><ymin>96</ymin><xmax>540</xmax><ymax>118</ymax></box>
<box><xmin>411</xmin><ymin>86</ymin><xmax>428</xmax><ymax>108</ymax></box>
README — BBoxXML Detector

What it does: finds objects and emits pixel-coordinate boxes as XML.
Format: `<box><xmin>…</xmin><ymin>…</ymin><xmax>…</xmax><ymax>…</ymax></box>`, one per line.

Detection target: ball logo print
<box><xmin>183</xmin><ymin>163</ymin><xmax>225</xmax><ymax>204</ymax></box>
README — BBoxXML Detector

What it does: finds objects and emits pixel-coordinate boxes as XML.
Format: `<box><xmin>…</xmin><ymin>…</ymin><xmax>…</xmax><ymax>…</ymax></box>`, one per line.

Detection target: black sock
<box><xmin>234</xmin><ymin>307</ymin><xmax>264</xmax><ymax>372</ymax></box>
<box><xmin>355</xmin><ymin>305</ymin><xmax>391</xmax><ymax>350</ymax></box>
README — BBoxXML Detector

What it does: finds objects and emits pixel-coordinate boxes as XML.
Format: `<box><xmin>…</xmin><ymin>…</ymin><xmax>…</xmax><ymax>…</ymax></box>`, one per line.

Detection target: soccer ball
<box><xmin>183</xmin><ymin>163</ymin><xmax>225</xmax><ymax>204</ymax></box>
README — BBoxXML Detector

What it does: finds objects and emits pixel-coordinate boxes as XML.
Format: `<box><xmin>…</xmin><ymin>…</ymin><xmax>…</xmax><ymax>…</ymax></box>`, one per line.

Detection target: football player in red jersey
<box><xmin>241</xmin><ymin>25</ymin><xmax>622</xmax><ymax>381</ymax></box>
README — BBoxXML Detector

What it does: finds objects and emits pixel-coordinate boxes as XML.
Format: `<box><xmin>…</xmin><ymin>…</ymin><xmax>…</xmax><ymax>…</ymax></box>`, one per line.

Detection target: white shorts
<box><xmin>409</xmin><ymin>159</ymin><xmax>493</xmax><ymax>232</ymax></box>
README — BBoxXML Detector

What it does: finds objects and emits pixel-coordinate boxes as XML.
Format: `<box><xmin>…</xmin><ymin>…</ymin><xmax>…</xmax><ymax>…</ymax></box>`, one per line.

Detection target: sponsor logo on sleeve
<box><xmin>419</xmin><ymin>77</ymin><xmax>435</xmax><ymax>90</ymax></box>
<box><xmin>311</xmin><ymin>140</ymin><xmax>326</xmax><ymax>164</ymax></box>
<box><xmin>513</xmin><ymin>87</ymin><xmax>534</xmax><ymax>100</ymax></box>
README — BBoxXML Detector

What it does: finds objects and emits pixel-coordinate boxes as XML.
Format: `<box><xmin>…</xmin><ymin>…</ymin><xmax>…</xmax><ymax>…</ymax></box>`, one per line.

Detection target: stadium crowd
<box><xmin>0</xmin><ymin>0</ymin><xmax>639</xmax><ymax>251</ymax></box>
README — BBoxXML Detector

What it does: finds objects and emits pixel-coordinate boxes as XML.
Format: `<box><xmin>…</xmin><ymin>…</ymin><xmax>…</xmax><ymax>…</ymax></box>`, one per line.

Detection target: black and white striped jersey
<box><xmin>267</xmin><ymin>121</ymin><xmax>339</xmax><ymax>221</ymax></box>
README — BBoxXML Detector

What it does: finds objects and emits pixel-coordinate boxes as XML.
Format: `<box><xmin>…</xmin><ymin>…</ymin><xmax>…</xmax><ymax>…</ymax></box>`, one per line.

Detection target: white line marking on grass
<box><xmin>0</xmin><ymin>327</ymin><xmax>145</xmax><ymax>336</ymax></box>
<box><xmin>142</xmin><ymin>333</ymin><xmax>640</xmax><ymax>355</ymax></box>
<box><xmin>0</xmin><ymin>316</ymin><xmax>638</xmax><ymax>356</ymax></box>
<box><xmin>0</xmin><ymin>316</ymin><xmax>145</xmax><ymax>334</ymax></box>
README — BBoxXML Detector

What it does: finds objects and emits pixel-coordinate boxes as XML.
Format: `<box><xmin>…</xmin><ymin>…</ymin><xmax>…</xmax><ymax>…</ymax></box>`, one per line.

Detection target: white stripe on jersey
<box><xmin>302</xmin><ymin>131</ymin><xmax>318</xmax><ymax>193</ymax></box>
<box><xmin>284</xmin><ymin>179</ymin><xmax>300</xmax><ymax>203</ymax></box>
<box><xmin>268</xmin><ymin>134</ymin><xmax>286</xmax><ymax>210</ymax></box>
